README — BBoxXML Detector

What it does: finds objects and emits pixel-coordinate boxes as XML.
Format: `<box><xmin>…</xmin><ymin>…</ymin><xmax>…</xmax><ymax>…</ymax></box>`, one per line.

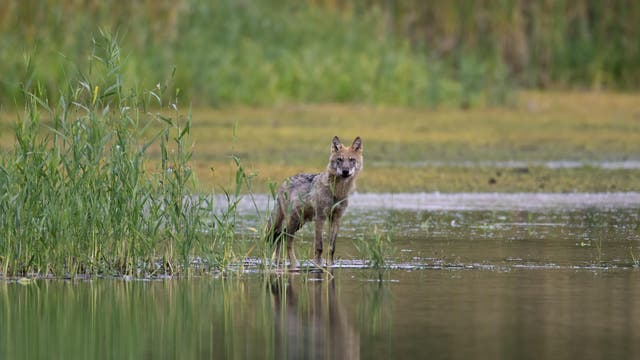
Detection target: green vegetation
<box><xmin>0</xmin><ymin>0</ymin><xmax>462</xmax><ymax>108</ymax></box>
<box><xmin>2</xmin><ymin>1</ymin><xmax>638</xmax><ymax>108</ymax></box>
<box><xmin>381</xmin><ymin>0</ymin><xmax>640</xmax><ymax>90</ymax></box>
<box><xmin>355</xmin><ymin>224</ymin><xmax>395</xmax><ymax>277</ymax></box>
<box><xmin>0</xmin><ymin>33</ymin><xmax>258</xmax><ymax>277</ymax></box>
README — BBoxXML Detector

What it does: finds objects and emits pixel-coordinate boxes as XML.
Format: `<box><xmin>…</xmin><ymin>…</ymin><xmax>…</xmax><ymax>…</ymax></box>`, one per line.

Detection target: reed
<box><xmin>355</xmin><ymin>224</ymin><xmax>395</xmax><ymax>275</ymax></box>
<box><xmin>0</xmin><ymin>32</ymin><xmax>250</xmax><ymax>277</ymax></box>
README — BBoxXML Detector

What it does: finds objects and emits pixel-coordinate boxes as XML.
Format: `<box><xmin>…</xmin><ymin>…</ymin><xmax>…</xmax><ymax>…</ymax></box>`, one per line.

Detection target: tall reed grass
<box><xmin>0</xmin><ymin>32</ymin><xmax>253</xmax><ymax>278</ymax></box>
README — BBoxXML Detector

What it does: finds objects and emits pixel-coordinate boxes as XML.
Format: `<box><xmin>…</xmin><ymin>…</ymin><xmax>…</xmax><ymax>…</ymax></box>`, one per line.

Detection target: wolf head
<box><xmin>328</xmin><ymin>136</ymin><xmax>363</xmax><ymax>179</ymax></box>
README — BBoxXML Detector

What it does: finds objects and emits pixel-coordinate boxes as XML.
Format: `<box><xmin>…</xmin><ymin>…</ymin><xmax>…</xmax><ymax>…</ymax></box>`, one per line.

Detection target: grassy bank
<box><xmin>3</xmin><ymin>92</ymin><xmax>640</xmax><ymax>195</ymax></box>
<box><xmin>141</xmin><ymin>92</ymin><xmax>640</xmax><ymax>193</ymax></box>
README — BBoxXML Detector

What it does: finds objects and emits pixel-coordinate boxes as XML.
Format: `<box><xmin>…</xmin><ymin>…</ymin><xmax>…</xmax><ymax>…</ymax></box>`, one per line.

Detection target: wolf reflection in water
<box><xmin>268</xmin><ymin>274</ymin><xmax>360</xmax><ymax>359</ymax></box>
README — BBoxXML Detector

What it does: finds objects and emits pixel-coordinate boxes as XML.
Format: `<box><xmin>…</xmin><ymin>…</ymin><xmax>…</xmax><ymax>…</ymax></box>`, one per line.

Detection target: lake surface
<box><xmin>2</xmin><ymin>193</ymin><xmax>640</xmax><ymax>359</ymax></box>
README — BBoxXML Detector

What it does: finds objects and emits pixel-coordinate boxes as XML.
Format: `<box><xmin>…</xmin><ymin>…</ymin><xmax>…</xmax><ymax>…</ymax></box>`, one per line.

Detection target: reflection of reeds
<box><xmin>2</xmin><ymin>278</ymin><xmax>278</xmax><ymax>359</ymax></box>
<box><xmin>2</xmin><ymin>274</ymin><xmax>375</xmax><ymax>359</ymax></box>
<box><xmin>357</xmin><ymin>280</ymin><xmax>394</xmax><ymax>359</ymax></box>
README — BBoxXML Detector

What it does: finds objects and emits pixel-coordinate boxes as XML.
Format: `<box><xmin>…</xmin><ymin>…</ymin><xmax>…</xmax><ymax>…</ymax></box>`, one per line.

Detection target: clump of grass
<box><xmin>0</xmin><ymin>32</ymin><xmax>250</xmax><ymax>278</ymax></box>
<box><xmin>355</xmin><ymin>225</ymin><xmax>395</xmax><ymax>277</ymax></box>
<box><xmin>630</xmin><ymin>247</ymin><xmax>640</xmax><ymax>268</ymax></box>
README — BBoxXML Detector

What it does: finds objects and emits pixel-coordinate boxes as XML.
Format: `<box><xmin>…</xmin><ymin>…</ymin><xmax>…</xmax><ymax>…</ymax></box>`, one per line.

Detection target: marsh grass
<box><xmin>0</xmin><ymin>32</ymin><xmax>259</xmax><ymax>278</ymax></box>
<box><xmin>355</xmin><ymin>224</ymin><xmax>395</xmax><ymax>280</ymax></box>
<box><xmin>167</xmin><ymin>91</ymin><xmax>640</xmax><ymax>193</ymax></box>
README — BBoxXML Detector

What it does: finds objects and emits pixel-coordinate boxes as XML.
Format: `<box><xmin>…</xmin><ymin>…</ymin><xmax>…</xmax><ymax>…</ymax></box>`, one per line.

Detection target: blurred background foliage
<box><xmin>1</xmin><ymin>0</ymin><xmax>638</xmax><ymax>108</ymax></box>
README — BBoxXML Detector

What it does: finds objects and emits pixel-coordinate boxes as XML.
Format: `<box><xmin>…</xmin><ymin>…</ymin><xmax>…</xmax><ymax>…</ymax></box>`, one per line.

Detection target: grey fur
<box><xmin>266</xmin><ymin>136</ymin><xmax>363</xmax><ymax>267</ymax></box>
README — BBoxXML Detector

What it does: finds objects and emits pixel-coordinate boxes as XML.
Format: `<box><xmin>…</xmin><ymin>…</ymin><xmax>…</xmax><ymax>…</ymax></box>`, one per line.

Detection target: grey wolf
<box><xmin>266</xmin><ymin>136</ymin><xmax>363</xmax><ymax>267</ymax></box>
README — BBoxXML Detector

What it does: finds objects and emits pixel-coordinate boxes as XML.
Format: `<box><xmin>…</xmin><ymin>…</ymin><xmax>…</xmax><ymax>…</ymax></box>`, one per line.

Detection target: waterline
<box><xmin>219</xmin><ymin>192</ymin><xmax>640</xmax><ymax>213</ymax></box>
<box><xmin>371</xmin><ymin>160</ymin><xmax>640</xmax><ymax>169</ymax></box>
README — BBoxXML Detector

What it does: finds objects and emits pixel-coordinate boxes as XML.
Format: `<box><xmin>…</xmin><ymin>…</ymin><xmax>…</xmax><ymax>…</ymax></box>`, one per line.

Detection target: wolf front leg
<box><xmin>313</xmin><ymin>216</ymin><xmax>326</xmax><ymax>267</ymax></box>
<box><xmin>328</xmin><ymin>217</ymin><xmax>341</xmax><ymax>267</ymax></box>
<box><xmin>328</xmin><ymin>202</ymin><xmax>346</xmax><ymax>267</ymax></box>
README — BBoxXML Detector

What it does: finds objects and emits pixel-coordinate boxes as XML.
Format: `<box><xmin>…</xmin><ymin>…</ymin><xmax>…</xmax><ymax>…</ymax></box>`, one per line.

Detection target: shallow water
<box><xmin>229</xmin><ymin>191</ymin><xmax>640</xmax><ymax>212</ymax></box>
<box><xmin>371</xmin><ymin>159</ymin><xmax>640</xmax><ymax>169</ymax></box>
<box><xmin>3</xmin><ymin>193</ymin><xmax>640</xmax><ymax>359</ymax></box>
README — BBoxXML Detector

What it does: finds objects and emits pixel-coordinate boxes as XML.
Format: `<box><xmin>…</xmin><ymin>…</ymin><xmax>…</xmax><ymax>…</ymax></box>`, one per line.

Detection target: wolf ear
<box><xmin>351</xmin><ymin>136</ymin><xmax>362</xmax><ymax>152</ymax></box>
<box><xmin>332</xmin><ymin>136</ymin><xmax>342</xmax><ymax>152</ymax></box>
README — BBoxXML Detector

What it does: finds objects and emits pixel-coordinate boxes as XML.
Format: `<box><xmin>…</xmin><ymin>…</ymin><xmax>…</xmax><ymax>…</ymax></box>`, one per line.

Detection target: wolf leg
<box><xmin>313</xmin><ymin>216</ymin><xmax>326</xmax><ymax>267</ymax></box>
<box><xmin>286</xmin><ymin>239</ymin><xmax>299</xmax><ymax>269</ymax></box>
<box><xmin>284</xmin><ymin>217</ymin><xmax>301</xmax><ymax>268</ymax></box>
<box><xmin>328</xmin><ymin>217</ymin><xmax>342</xmax><ymax>267</ymax></box>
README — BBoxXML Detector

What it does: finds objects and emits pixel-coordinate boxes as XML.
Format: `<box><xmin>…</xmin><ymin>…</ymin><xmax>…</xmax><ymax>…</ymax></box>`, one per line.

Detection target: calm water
<box><xmin>2</xmin><ymin>194</ymin><xmax>640</xmax><ymax>359</ymax></box>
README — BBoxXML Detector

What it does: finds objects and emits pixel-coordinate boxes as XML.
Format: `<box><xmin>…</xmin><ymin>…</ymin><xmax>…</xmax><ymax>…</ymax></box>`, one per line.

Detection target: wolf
<box><xmin>266</xmin><ymin>136</ymin><xmax>363</xmax><ymax>267</ymax></box>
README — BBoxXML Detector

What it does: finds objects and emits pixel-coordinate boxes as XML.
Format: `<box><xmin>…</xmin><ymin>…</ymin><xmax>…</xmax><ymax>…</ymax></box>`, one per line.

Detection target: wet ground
<box><xmin>3</xmin><ymin>192</ymin><xmax>640</xmax><ymax>359</ymax></box>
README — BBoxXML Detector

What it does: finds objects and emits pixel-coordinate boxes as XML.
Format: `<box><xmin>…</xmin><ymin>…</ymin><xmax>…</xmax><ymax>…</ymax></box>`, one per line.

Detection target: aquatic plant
<box><xmin>420</xmin><ymin>216</ymin><xmax>436</xmax><ymax>235</ymax></box>
<box><xmin>355</xmin><ymin>224</ymin><xmax>395</xmax><ymax>274</ymax></box>
<box><xmin>0</xmin><ymin>31</ymin><xmax>251</xmax><ymax>277</ymax></box>
<box><xmin>629</xmin><ymin>248</ymin><xmax>640</xmax><ymax>268</ymax></box>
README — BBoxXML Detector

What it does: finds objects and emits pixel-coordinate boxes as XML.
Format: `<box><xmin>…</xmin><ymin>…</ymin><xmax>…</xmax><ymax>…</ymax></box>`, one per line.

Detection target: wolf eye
<box><xmin>336</xmin><ymin>157</ymin><xmax>343</xmax><ymax>163</ymax></box>
<box><xmin>349</xmin><ymin>158</ymin><xmax>356</xmax><ymax>163</ymax></box>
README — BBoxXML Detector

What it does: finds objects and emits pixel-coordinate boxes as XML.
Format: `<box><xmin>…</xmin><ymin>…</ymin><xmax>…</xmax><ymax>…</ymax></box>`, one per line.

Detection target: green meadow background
<box><xmin>2</xmin><ymin>0</ymin><xmax>639</xmax><ymax>108</ymax></box>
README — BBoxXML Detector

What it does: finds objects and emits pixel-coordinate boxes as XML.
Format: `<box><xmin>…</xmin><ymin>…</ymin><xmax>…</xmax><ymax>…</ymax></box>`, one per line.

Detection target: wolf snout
<box><xmin>341</xmin><ymin>169</ymin><xmax>351</xmax><ymax>177</ymax></box>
